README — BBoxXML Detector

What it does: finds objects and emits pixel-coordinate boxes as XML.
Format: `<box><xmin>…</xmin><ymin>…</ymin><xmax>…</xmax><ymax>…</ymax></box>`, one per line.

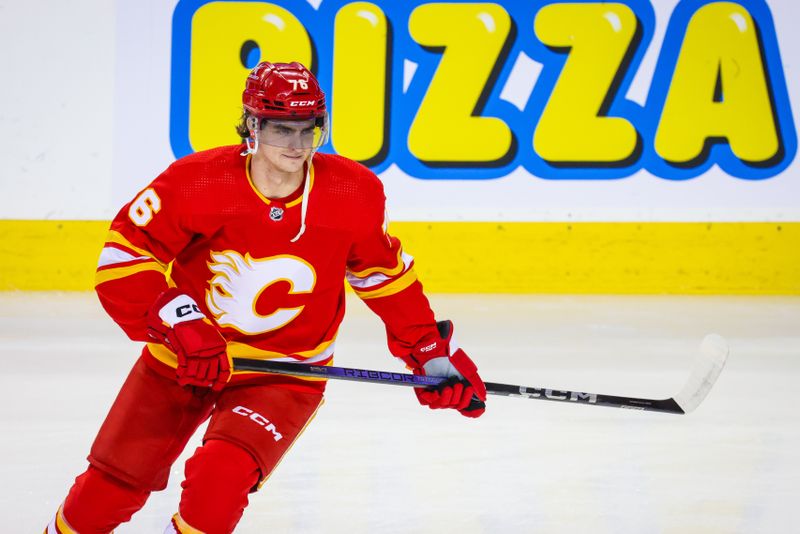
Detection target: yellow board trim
<box><xmin>394</xmin><ymin>221</ymin><xmax>800</xmax><ymax>294</ymax></box>
<box><xmin>1</xmin><ymin>220</ymin><xmax>798</xmax><ymax>294</ymax></box>
<box><xmin>0</xmin><ymin>220</ymin><xmax>108</xmax><ymax>291</ymax></box>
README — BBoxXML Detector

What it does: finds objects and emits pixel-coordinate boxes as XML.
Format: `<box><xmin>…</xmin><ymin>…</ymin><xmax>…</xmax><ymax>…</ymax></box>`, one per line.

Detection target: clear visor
<box><xmin>257</xmin><ymin>117</ymin><xmax>328</xmax><ymax>150</ymax></box>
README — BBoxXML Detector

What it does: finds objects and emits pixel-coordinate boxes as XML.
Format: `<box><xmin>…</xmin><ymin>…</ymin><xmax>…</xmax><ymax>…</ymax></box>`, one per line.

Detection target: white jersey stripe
<box><xmin>346</xmin><ymin>252</ymin><xmax>414</xmax><ymax>289</ymax></box>
<box><xmin>268</xmin><ymin>342</ymin><xmax>335</xmax><ymax>364</ymax></box>
<box><xmin>97</xmin><ymin>246</ymin><xmax>152</xmax><ymax>268</ymax></box>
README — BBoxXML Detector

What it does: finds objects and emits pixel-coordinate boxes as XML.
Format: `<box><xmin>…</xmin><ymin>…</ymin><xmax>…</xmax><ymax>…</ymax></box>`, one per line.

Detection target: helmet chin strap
<box><xmin>290</xmin><ymin>146</ymin><xmax>321</xmax><ymax>243</ymax></box>
<box><xmin>289</xmin><ymin>162</ymin><xmax>311</xmax><ymax>243</ymax></box>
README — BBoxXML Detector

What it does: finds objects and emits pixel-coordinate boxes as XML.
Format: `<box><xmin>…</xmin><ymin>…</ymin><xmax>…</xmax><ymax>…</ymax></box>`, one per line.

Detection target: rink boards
<box><xmin>1</xmin><ymin>1</ymin><xmax>799</xmax><ymax>294</ymax></box>
<box><xmin>1</xmin><ymin>220</ymin><xmax>797</xmax><ymax>293</ymax></box>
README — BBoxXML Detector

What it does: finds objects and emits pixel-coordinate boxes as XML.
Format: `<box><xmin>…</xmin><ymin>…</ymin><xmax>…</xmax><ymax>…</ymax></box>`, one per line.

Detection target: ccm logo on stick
<box><xmin>512</xmin><ymin>387</ymin><xmax>598</xmax><ymax>403</ymax></box>
<box><xmin>232</xmin><ymin>406</ymin><xmax>283</xmax><ymax>441</ymax></box>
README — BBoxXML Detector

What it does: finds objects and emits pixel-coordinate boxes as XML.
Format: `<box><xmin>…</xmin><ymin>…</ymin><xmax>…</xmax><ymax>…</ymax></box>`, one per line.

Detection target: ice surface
<box><xmin>1</xmin><ymin>292</ymin><xmax>798</xmax><ymax>533</ymax></box>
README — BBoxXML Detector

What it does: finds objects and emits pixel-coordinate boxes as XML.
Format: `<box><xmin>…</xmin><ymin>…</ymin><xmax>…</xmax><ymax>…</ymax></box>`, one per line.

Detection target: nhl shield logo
<box><xmin>269</xmin><ymin>206</ymin><xmax>284</xmax><ymax>221</ymax></box>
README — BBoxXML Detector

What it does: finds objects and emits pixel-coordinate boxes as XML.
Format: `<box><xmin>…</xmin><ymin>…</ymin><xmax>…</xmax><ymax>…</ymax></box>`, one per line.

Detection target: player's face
<box><xmin>258</xmin><ymin>119</ymin><xmax>315</xmax><ymax>173</ymax></box>
<box><xmin>260</xmin><ymin>119</ymin><xmax>322</xmax><ymax>149</ymax></box>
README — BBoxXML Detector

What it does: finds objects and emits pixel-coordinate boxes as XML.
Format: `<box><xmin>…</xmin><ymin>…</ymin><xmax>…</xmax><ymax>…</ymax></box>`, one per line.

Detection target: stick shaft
<box><xmin>232</xmin><ymin>358</ymin><xmax>684</xmax><ymax>414</ymax></box>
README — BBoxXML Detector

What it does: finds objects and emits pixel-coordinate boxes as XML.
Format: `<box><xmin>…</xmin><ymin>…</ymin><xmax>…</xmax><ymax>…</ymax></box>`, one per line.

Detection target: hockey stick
<box><xmin>232</xmin><ymin>334</ymin><xmax>728</xmax><ymax>414</ymax></box>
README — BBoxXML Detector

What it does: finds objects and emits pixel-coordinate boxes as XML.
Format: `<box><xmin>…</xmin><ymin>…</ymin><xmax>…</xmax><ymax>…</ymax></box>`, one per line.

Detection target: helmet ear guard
<box><xmin>242</xmin><ymin>115</ymin><xmax>262</xmax><ymax>156</ymax></box>
<box><xmin>246</xmin><ymin>115</ymin><xmax>260</xmax><ymax>133</ymax></box>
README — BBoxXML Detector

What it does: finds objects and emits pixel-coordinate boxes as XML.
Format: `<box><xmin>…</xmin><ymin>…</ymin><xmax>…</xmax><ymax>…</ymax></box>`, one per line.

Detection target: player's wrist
<box><xmin>404</xmin><ymin>320</ymin><xmax>457</xmax><ymax>369</ymax></box>
<box><xmin>150</xmin><ymin>288</ymin><xmax>205</xmax><ymax>328</ymax></box>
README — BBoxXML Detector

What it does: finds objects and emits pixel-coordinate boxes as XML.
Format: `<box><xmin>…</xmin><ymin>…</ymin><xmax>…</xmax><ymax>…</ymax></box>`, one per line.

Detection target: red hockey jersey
<box><xmin>95</xmin><ymin>145</ymin><xmax>438</xmax><ymax>389</ymax></box>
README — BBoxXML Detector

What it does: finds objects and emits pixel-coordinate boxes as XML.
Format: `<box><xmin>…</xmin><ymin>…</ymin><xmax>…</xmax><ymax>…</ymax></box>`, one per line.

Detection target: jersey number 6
<box><xmin>128</xmin><ymin>188</ymin><xmax>162</xmax><ymax>226</ymax></box>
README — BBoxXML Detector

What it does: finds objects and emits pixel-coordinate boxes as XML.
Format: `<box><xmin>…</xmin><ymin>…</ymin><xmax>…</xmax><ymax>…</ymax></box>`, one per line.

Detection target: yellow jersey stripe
<box><xmin>95</xmin><ymin>261</ymin><xmax>165</xmax><ymax>286</ymax></box>
<box><xmin>55</xmin><ymin>505</ymin><xmax>78</xmax><ymax>534</ymax></box>
<box><xmin>226</xmin><ymin>337</ymin><xmax>335</xmax><ymax>359</ymax></box>
<box><xmin>148</xmin><ymin>339</ymin><xmax>336</xmax><ymax>363</ymax></box>
<box><xmin>147</xmin><ymin>342</ymin><xmax>178</xmax><ymax>367</ymax></box>
<box><xmin>354</xmin><ymin>268</ymin><xmax>418</xmax><ymax>300</ymax></box>
<box><xmin>147</xmin><ymin>342</ymin><xmax>333</xmax><ymax>382</ymax></box>
<box><xmin>349</xmin><ymin>247</ymin><xmax>405</xmax><ymax>278</ymax></box>
<box><xmin>105</xmin><ymin>230</ymin><xmax>166</xmax><ymax>266</ymax></box>
<box><xmin>170</xmin><ymin>513</ymin><xmax>205</xmax><ymax>534</ymax></box>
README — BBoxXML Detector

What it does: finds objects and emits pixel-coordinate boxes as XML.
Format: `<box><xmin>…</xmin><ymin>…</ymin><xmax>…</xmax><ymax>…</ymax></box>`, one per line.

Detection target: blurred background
<box><xmin>1</xmin><ymin>1</ymin><xmax>798</xmax><ymax>533</ymax></box>
<box><xmin>0</xmin><ymin>0</ymin><xmax>797</xmax><ymax>293</ymax></box>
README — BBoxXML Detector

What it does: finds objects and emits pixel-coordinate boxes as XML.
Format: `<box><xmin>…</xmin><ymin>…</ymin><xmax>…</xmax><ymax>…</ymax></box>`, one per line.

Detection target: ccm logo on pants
<box><xmin>232</xmin><ymin>406</ymin><xmax>283</xmax><ymax>441</ymax></box>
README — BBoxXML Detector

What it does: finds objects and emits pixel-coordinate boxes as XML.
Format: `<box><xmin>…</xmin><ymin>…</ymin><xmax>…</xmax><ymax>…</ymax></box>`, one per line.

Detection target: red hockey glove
<box><xmin>146</xmin><ymin>288</ymin><xmax>231</xmax><ymax>391</ymax></box>
<box><xmin>402</xmin><ymin>320</ymin><xmax>487</xmax><ymax>418</ymax></box>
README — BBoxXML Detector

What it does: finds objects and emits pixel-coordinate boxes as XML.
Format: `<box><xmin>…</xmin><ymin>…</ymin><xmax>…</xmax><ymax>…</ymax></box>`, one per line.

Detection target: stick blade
<box><xmin>673</xmin><ymin>334</ymin><xmax>729</xmax><ymax>413</ymax></box>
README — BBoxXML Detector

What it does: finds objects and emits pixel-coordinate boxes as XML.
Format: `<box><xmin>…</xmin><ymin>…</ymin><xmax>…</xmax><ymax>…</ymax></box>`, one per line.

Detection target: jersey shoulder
<box><xmin>311</xmin><ymin>152</ymin><xmax>385</xmax><ymax>205</ymax></box>
<box><xmin>165</xmin><ymin>145</ymin><xmax>245</xmax><ymax>182</ymax></box>
<box><xmin>152</xmin><ymin>145</ymin><xmax>247</xmax><ymax>204</ymax></box>
<box><xmin>309</xmin><ymin>153</ymin><xmax>386</xmax><ymax>231</ymax></box>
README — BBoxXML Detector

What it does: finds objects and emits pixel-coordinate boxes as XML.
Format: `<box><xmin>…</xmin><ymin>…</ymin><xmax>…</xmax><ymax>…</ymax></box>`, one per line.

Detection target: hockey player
<box><xmin>45</xmin><ymin>61</ymin><xmax>486</xmax><ymax>534</ymax></box>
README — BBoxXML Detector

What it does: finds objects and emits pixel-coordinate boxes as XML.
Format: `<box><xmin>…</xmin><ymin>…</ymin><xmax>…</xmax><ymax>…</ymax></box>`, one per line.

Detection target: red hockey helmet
<box><xmin>242</xmin><ymin>61</ymin><xmax>327</xmax><ymax>121</ymax></box>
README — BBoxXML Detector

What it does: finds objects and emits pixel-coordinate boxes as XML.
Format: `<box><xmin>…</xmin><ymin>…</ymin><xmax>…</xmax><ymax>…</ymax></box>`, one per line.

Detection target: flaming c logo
<box><xmin>206</xmin><ymin>251</ymin><xmax>316</xmax><ymax>335</ymax></box>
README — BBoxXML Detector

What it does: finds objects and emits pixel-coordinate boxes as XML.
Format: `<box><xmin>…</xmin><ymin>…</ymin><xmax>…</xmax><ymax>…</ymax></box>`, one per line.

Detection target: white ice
<box><xmin>1</xmin><ymin>292</ymin><xmax>798</xmax><ymax>533</ymax></box>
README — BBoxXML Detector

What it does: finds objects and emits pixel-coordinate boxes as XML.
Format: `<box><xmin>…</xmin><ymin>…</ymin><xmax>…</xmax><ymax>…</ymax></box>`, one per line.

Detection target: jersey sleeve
<box><xmin>346</xmin><ymin>184</ymin><xmax>439</xmax><ymax>358</ymax></box>
<box><xmin>95</xmin><ymin>166</ymin><xmax>196</xmax><ymax>341</ymax></box>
